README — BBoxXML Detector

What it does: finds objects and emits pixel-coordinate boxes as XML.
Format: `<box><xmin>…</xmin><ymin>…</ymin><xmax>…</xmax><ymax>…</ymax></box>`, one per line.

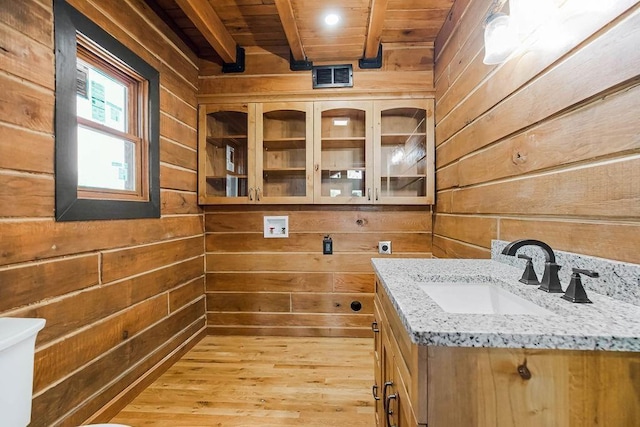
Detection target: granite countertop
<box><xmin>371</xmin><ymin>258</ymin><xmax>640</xmax><ymax>351</ymax></box>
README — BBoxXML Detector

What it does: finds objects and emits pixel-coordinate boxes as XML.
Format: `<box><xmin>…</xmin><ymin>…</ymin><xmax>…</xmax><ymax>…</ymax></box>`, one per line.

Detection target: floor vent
<box><xmin>312</xmin><ymin>64</ymin><xmax>353</xmax><ymax>89</ymax></box>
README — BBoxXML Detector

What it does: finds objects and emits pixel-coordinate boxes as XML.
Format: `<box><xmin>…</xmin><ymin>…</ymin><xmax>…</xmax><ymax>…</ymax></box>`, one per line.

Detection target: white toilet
<box><xmin>0</xmin><ymin>317</ymin><xmax>46</xmax><ymax>427</ymax></box>
<box><xmin>0</xmin><ymin>317</ymin><xmax>129</xmax><ymax>427</ymax></box>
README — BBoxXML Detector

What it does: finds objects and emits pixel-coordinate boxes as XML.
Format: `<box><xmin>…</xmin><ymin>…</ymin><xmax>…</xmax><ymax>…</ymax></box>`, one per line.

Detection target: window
<box><xmin>54</xmin><ymin>0</ymin><xmax>160</xmax><ymax>221</ymax></box>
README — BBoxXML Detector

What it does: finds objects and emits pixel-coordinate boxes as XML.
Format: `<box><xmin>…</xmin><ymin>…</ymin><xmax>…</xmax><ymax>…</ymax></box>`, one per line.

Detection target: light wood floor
<box><xmin>111</xmin><ymin>336</ymin><xmax>375</xmax><ymax>426</ymax></box>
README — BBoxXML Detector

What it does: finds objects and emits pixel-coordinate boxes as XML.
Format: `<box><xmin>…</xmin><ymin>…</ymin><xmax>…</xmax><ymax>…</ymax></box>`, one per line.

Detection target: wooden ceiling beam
<box><xmin>174</xmin><ymin>0</ymin><xmax>237</xmax><ymax>63</ymax></box>
<box><xmin>274</xmin><ymin>0</ymin><xmax>306</xmax><ymax>61</ymax></box>
<box><xmin>363</xmin><ymin>0</ymin><xmax>389</xmax><ymax>58</ymax></box>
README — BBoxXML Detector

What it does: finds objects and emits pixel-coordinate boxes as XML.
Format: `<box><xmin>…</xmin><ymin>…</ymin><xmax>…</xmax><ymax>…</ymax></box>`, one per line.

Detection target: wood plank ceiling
<box><xmin>146</xmin><ymin>0</ymin><xmax>454</xmax><ymax>65</ymax></box>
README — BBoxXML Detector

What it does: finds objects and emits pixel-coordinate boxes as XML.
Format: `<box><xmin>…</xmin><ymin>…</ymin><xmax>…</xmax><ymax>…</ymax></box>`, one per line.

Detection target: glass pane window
<box><xmin>55</xmin><ymin>0</ymin><xmax>160</xmax><ymax>221</ymax></box>
<box><xmin>76</xmin><ymin>58</ymin><xmax>127</xmax><ymax>133</ymax></box>
<box><xmin>77</xmin><ymin>126</ymin><xmax>135</xmax><ymax>191</ymax></box>
<box><xmin>73</xmin><ymin>37</ymin><xmax>146</xmax><ymax>198</ymax></box>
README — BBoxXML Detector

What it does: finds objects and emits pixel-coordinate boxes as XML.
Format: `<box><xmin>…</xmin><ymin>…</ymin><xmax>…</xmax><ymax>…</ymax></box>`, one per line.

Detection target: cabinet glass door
<box><xmin>257</xmin><ymin>103</ymin><xmax>313</xmax><ymax>203</ymax></box>
<box><xmin>314</xmin><ymin>101</ymin><xmax>372</xmax><ymax>204</ymax></box>
<box><xmin>375</xmin><ymin>100</ymin><xmax>434</xmax><ymax>204</ymax></box>
<box><xmin>199</xmin><ymin>105</ymin><xmax>253</xmax><ymax>204</ymax></box>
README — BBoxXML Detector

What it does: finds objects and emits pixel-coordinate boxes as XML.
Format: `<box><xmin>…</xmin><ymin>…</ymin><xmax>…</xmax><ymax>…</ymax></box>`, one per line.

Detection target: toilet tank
<box><xmin>0</xmin><ymin>318</ymin><xmax>46</xmax><ymax>427</ymax></box>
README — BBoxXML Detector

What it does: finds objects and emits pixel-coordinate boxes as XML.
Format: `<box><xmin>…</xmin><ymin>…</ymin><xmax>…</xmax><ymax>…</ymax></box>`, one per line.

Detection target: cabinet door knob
<box><xmin>371</xmin><ymin>321</ymin><xmax>379</xmax><ymax>333</ymax></box>
<box><xmin>376</xmin><ymin>188</ymin><xmax>379</xmax><ymax>201</ymax></box>
<box><xmin>372</xmin><ymin>384</ymin><xmax>380</xmax><ymax>401</ymax></box>
<box><xmin>256</xmin><ymin>187</ymin><xmax>261</xmax><ymax>201</ymax></box>
<box><xmin>368</xmin><ymin>188</ymin><xmax>372</xmax><ymax>201</ymax></box>
<box><xmin>248</xmin><ymin>188</ymin><xmax>254</xmax><ymax>201</ymax></box>
<box><xmin>315</xmin><ymin>164</ymin><xmax>319</xmax><ymax>171</ymax></box>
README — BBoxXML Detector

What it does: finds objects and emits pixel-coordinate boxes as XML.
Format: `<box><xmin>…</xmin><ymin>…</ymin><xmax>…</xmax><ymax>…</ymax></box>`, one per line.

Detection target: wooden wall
<box><xmin>433</xmin><ymin>0</ymin><xmax>640</xmax><ymax>264</ymax></box>
<box><xmin>0</xmin><ymin>0</ymin><xmax>204</xmax><ymax>425</ymax></box>
<box><xmin>199</xmin><ymin>42</ymin><xmax>435</xmax><ymax>336</ymax></box>
<box><xmin>198</xmin><ymin>43</ymin><xmax>436</xmax><ymax>103</ymax></box>
<box><xmin>205</xmin><ymin>206</ymin><xmax>432</xmax><ymax>337</ymax></box>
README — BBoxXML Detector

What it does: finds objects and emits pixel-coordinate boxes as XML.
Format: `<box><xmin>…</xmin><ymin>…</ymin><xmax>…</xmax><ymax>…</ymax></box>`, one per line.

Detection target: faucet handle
<box><xmin>562</xmin><ymin>269</ymin><xmax>598</xmax><ymax>303</ymax></box>
<box><xmin>517</xmin><ymin>254</ymin><xmax>539</xmax><ymax>285</ymax></box>
<box><xmin>572</xmin><ymin>268</ymin><xmax>599</xmax><ymax>278</ymax></box>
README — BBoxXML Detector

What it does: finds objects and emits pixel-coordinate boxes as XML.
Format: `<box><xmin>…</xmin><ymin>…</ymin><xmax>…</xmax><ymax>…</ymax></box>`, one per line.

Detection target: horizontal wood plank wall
<box><xmin>205</xmin><ymin>206</ymin><xmax>432</xmax><ymax>337</ymax></box>
<box><xmin>198</xmin><ymin>43</ymin><xmax>435</xmax><ymax>103</ymax></box>
<box><xmin>0</xmin><ymin>0</ymin><xmax>205</xmax><ymax>425</ymax></box>
<box><xmin>433</xmin><ymin>0</ymin><xmax>640</xmax><ymax>263</ymax></box>
<box><xmin>199</xmin><ymin>40</ymin><xmax>435</xmax><ymax>336</ymax></box>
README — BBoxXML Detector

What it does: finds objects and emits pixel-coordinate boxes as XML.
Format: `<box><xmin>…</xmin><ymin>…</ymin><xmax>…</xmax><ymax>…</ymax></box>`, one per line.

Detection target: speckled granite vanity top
<box><xmin>372</xmin><ymin>258</ymin><xmax>640</xmax><ymax>351</ymax></box>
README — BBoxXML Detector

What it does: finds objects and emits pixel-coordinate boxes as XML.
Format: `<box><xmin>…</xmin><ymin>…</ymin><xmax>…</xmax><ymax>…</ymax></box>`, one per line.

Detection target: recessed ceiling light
<box><xmin>324</xmin><ymin>13</ymin><xmax>340</xmax><ymax>26</ymax></box>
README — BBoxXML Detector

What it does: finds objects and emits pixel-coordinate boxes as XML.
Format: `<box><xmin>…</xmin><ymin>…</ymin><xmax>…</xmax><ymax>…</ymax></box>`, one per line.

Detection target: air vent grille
<box><xmin>312</xmin><ymin>64</ymin><xmax>353</xmax><ymax>89</ymax></box>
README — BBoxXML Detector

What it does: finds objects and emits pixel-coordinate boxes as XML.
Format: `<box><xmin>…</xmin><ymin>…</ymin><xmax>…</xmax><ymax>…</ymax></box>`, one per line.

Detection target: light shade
<box><xmin>483</xmin><ymin>13</ymin><xmax>518</xmax><ymax>65</ymax></box>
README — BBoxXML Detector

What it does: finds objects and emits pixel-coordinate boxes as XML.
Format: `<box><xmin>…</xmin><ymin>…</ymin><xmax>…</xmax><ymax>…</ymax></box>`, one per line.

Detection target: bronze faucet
<box><xmin>501</xmin><ymin>239</ymin><xmax>563</xmax><ymax>293</ymax></box>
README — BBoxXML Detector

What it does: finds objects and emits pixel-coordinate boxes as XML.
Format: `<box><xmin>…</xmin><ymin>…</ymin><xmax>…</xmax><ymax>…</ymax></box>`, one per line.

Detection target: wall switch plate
<box><xmin>379</xmin><ymin>241</ymin><xmax>391</xmax><ymax>254</ymax></box>
<box><xmin>323</xmin><ymin>235</ymin><xmax>333</xmax><ymax>255</ymax></box>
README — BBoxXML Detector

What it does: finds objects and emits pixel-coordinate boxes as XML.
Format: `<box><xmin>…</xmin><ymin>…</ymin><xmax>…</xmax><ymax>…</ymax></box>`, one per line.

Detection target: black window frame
<box><xmin>54</xmin><ymin>0</ymin><xmax>160</xmax><ymax>221</ymax></box>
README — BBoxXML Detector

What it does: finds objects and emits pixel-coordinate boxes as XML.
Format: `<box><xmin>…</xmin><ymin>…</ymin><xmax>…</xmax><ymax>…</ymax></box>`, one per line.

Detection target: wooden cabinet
<box><xmin>374</xmin><ymin>100</ymin><xmax>434</xmax><ymax>205</ymax></box>
<box><xmin>198</xmin><ymin>103</ymin><xmax>253</xmax><ymax>204</ymax></box>
<box><xmin>199</xmin><ymin>102</ymin><xmax>313</xmax><ymax>204</ymax></box>
<box><xmin>373</xmin><ymin>275</ymin><xmax>640</xmax><ymax>427</ymax></box>
<box><xmin>257</xmin><ymin>102</ymin><xmax>314</xmax><ymax>203</ymax></box>
<box><xmin>313</xmin><ymin>101</ymin><xmax>373</xmax><ymax>204</ymax></box>
<box><xmin>374</xmin><ymin>279</ymin><xmax>427</xmax><ymax>427</ymax></box>
<box><xmin>198</xmin><ymin>99</ymin><xmax>434</xmax><ymax>205</ymax></box>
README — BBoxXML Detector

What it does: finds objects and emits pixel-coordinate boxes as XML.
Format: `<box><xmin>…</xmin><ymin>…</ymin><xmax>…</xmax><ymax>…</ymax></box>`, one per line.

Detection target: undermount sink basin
<box><xmin>418</xmin><ymin>283</ymin><xmax>554</xmax><ymax>315</ymax></box>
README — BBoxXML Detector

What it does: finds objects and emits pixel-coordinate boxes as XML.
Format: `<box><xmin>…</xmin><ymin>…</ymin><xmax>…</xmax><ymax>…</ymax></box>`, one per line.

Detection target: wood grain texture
<box><xmin>0</xmin><ymin>215</ymin><xmax>202</xmax><ymax>267</ymax></box>
<box><xmin>205</xmin><ymin>207</ymin><xmax>431</xmax><ymax>336</ymax></box>
<box><xmin>434</xmin><ymin>0</ymin><xmax>640</xmax><ymax>265</ymax></box>
<box><xmin>78</xmin><ymin>324</ymin><xmax>205</xmax><ymax>425</ymax></box>
<box><xmin>0</xmin><ymin>172</ymin><xmax>53</xmax><ymax>217</ymax></box>
<box><xmin>427</xmin><ymin>346</ymin><xmax>640</xmax><ymax>426</ymax></box>
<box><xmin>110</xmin><ymin>336</ymin><xmax>375</xmax><ymax>426</ymax></box>
<box><xmin>0</xmin><ymin>123</ymin><xmax>53</xmax><ymax>174</ymax></box>
<box><xmin>0</xmin><ymin>254</ymin><xmax>98</xmax><ymax>312</ymax></box>
<box><xmin>1</xmin><ymin>1</ymin><xmax>203</xmax><ymax>425</ymax></box>
<box><xmin>101</xmin><ymin>236</ymin><xmax>203</xmax><ymax>282</ymax></box>
<box><xmin>33</xmin><ymin>295</ymin><xmax>167</xmax><ymax>393</ymax></box>
<box><xmin>206</xmin><ymin>272</ymin><xmax>334</xmax><ymax>293</ymax></box>
<box><xmin>500</xmin><ymin>219</ymin><xmax>640</xmax><ymax>265</ymax></box>
<box><xmin>30</xmin><ymin>300</ymin><xmax>205</xmax><ymax>427</ymax></box>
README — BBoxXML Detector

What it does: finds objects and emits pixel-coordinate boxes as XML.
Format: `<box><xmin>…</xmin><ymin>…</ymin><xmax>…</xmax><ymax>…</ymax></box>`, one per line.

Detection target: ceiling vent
<box><xmin>312</xmin><ymin>64</ymin><xmax>353</xmax><ymax>89</ymax></box>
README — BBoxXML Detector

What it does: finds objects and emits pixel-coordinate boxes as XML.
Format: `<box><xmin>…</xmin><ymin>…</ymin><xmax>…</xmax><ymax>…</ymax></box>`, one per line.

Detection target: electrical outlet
<box><xmin>378</xmin><ymin>241</ymin><xmax>391</xmax><ymax>254</ymax></box>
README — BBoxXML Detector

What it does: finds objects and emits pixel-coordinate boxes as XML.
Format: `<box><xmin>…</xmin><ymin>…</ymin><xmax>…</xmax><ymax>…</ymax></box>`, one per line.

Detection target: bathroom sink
<box><xmin>418</xmin><ymin>283</ymin><xmax>553</xmax><ymax>315</ymax></box>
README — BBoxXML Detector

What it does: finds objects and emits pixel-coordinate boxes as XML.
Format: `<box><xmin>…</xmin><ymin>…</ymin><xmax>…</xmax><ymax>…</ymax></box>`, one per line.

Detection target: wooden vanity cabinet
<box><xmin>373</xmin><ymin>276</ymin><xmax>640</xmax><ymax>427</ymax></box>
<box><xmin>374</xmin><ymin>279</ymin><xmax>428</xmax><ymax>427</ymax></box>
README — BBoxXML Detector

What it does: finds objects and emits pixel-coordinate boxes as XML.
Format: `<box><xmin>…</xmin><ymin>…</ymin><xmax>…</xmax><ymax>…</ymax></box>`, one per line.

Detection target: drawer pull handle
<box><xmin>382</xmin><ymin>381</ymin><xmax>393</xmax><ymax>411</ymax></box>
<box><xmin>372</xmin><ymin>384</ymin><xmax>380</xmax><ymax>401</ymax></box>
<box><xmin>386</xmin><ymin>393</ymin><xmax>397</xmax><ymax>427</ymax></box>
<box><xmin>371</xmin><ymin>321</ymin><xmax>379</xmax><ymax>333</ymax></box>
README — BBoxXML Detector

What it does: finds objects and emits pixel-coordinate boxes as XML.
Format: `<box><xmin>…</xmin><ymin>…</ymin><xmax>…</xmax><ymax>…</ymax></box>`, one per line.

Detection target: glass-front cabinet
<box><xmin>198</xmin><ymin>104</ymin><xmax>253</xmax><ymax>204</ymax></box>
<box><xmin>198</xmin><ymin>100</ymin><xmax>434</xmax><ymax>205</ymax></box>
<box><xmin>374</xmin><ymin>99</ymin><xmax>434</xmax><ymax>205</ymax></box>
<box><xmin>256</xmin><ymin>102</ymin><xmax>313</xmax><ymax>203</ymax></box>
<box><xmin>198</xmin><ymin>102</ymin><xmax>314</xmax><ymax>204</ymax></box>
<box><xmin>314</xmin><ymin>101</ymin><xmax>373</xmax><ymax>204</ymax></box>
